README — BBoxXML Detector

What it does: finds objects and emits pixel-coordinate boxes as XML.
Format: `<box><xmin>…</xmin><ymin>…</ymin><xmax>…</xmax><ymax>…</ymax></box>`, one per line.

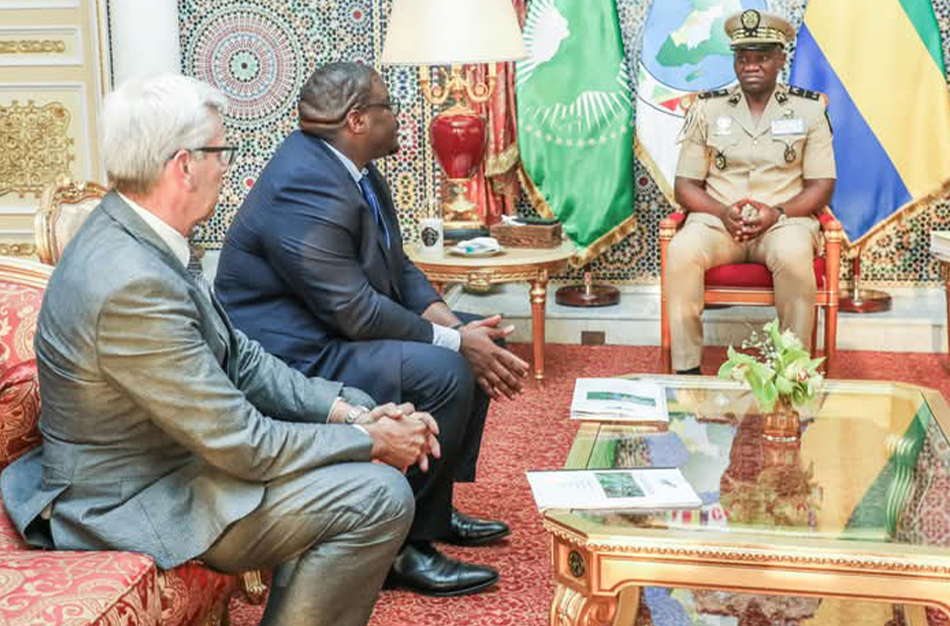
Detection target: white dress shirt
<box><xmin>118</xmin><ymin>192</ymin><xmax>191</xmax><ymax>268</ymax></box>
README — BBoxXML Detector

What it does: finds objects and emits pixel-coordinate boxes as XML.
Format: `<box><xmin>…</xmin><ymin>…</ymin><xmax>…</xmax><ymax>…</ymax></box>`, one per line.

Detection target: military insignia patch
<box><xmin>741</xmin><ymin>9</ymin><xmax>760</xmax><ymax>33</ymax></box>
<box><xmin>715</xmin><ymin>151</ymin><xmax>727</xmax><ymax>170</ymax></box>
<box><xmin>784</xmin><ymin>145</ymin><xmax>796</xmax><ymax>163</ymax></box>
<box><xmin>788</xmin><ymin>85</ymin><xmax>820</xmax><ymax>101</ymax></box>
<box><xmin>728</xmin><ymin>93</ymin><xmax>741</xmax><ymax>105</ymax></box>
<box><xmin>699</xmin><ymin>89</ymin><xmax>729</xmax><ymax>100</ymax></box>
<box><xmin>775</xmin><ymin>91</ymin><xmax>788</xmax><ymax>105</ymax></box>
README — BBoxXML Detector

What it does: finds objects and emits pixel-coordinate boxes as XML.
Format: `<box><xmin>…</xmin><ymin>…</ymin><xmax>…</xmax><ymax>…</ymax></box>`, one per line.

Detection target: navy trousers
<box><xmin>303</xmin><ymin>312</ymin><xmax>490</xmax><ymax>542</ymax></box>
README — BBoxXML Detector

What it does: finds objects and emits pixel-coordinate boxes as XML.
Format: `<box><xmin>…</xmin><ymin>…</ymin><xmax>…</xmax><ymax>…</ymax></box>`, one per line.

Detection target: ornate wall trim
<box><xmin>0</xmin><ymin>27</ymin><xmax>82</xmax><ymax>66</ymax></box>
<box><xmin>0</xmin><ymin>40</ymin><xmax>66</xmax><ymax>53</ymax></box>
<box><xmin>0</xmin><ymin>0</ymin><xmax>79</xmax><ymax>7</ymax></box>
<box><xmin>0</xmin><ymin>100</ymin><xmax>75</xmax><ymax>199</ymax></box>
<box><xmin>0</xmin><ymin>242</ymin><xmax>37</xmax><ymax>257</ymax></box>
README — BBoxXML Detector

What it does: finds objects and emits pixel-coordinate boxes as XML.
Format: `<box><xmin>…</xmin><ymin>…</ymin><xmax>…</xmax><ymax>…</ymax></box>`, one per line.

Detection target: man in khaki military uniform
<box><xmin>667</xmin><ymin>9</ymin><xmax>836</xmax><ymax>374</ymax></box>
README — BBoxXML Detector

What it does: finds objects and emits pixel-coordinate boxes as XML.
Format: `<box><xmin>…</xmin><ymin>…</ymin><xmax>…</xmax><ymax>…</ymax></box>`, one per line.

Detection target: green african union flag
<box><xmin>516</xmin><ymin>0</ymin><xmax>635</xmax><ymax>263</ymax></box>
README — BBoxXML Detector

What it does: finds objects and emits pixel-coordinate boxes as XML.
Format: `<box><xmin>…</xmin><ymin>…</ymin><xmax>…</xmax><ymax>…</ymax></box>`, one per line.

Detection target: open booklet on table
<box><xmin>526</xmin><ymin>468</ymin><xmax>701</xmax><ymax>512</ymax></box>
<box><xmin>570</xmin><ymin>378</ymin><xmax>668</xmax><ymax>425</ymax></box>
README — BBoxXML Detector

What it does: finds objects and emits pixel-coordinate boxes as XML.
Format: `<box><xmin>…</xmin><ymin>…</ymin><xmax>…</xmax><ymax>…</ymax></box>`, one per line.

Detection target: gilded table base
<box><xmin>406</xmin><ymin>243</ymin><xmax>574</xmax><ymax>381</ymax></box>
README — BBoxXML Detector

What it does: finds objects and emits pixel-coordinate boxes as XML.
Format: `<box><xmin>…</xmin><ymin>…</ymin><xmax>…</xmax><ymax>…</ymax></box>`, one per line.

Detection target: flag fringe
<box><xmin>848</xmin><ymin>176</ymin><xmax>950</xmax><ymax>253</ymax></box>
<box><xmin>517</xmin><ymin>162</ymin><xmax>639</xmax><ymax>268</ymax></box>
<box><xmin>485</xmin><ymin>144</ymin><xmax>520</xmax><ymax>178</ymax></box>
<box><xmin>634</xmin><ymin>134</ymin><xmax>677</xmax><ymax>207</ymax></box>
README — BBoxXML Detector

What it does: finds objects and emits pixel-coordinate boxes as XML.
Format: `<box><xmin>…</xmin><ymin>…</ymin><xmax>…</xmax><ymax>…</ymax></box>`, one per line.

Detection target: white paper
<box><xmin>931</xmin><ymin>231</ymin><xmax>950</xmax><ymax>261</ymax></box>
<box><xmin>526</xmin><ymin>468</ymin><xmax>701</xmax><ymax>511</ymax></box>
<box><xmin>570</xmin><ymin>378</ymin><xmax>668</xmax><ymax>423</ymax></box>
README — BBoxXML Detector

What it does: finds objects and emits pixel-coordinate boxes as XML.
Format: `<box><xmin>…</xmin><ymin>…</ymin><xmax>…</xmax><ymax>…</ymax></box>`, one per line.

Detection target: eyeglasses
<box><xmin>191</xmin><ymin>145</ymin><xmax>239</xmax><ymax>168</ymax></box>
<box><xmin>358</xmin><ymin>100</ymin><xmax>400</xmax><ymax>118</ymax></box>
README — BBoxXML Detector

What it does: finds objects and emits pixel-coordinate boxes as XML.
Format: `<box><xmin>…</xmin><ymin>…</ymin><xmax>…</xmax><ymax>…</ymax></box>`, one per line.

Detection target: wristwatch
<box><xmin>344</xmin><ymin>404</ymin><xmax>371</xmax><ymax>425</ymax></box>
<box><xmin>774</xmin><ymin>206</ymin><xmax>788</xmax><ymax>222</ymax></box>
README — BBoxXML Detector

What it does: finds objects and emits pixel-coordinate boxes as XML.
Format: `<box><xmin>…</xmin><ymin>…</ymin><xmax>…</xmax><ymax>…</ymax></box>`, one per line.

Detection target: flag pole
<box><xmin>554</xmin><ymin>269</ymin><xmax>619</xmax><ymax>307</ymax></box>
<box><xmin>839</xmin><ymin>254</ymin><xmax>891</xmax><ymax>313</ymax></box>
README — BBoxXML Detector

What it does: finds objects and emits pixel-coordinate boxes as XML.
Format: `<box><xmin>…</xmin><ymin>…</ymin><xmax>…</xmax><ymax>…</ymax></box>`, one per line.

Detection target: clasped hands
<box><xmin>458</xmin><ymin>314</ymin><xmax>529</xmax><ymax>400</ymax></box>
<box><xmin>721</xmin><ymin>198</ymin><xmax>781</xmax><ymax>242</ymax></box>
<box><xmin>361</xmin><ymin>402</ymin><xmax>441</xmax><ymax>473</ymax></box>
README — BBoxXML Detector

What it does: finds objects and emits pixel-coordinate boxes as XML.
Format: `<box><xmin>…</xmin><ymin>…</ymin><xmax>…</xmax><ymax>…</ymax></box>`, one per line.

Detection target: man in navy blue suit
<box><xmin>215</xmin><ymin>62</ymin><xmax>529</xmax><ymax>597</ymax></box>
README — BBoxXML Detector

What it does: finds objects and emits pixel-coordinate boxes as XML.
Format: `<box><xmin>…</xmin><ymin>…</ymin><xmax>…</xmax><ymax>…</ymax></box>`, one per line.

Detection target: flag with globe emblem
<box><xmin>636</xmin><ymin>0</ymin><xmax>766</xmax><ymax>202</ymax></box>
<box><xmin>516</xmin><ymin>0</ymin><xmax>635</xmax><ymax>266</ymax></box>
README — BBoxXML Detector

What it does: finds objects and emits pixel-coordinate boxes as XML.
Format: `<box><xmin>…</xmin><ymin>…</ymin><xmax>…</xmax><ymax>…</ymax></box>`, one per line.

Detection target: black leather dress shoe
<box><xmin>386</xmin><ymin>542</ymin><xmax>499</xmax><ymax>597</ymax></box>
<box><xmin>443</xmin><ymin>508</ymin><xmax>511</xmax><ymax>546</ymax></box>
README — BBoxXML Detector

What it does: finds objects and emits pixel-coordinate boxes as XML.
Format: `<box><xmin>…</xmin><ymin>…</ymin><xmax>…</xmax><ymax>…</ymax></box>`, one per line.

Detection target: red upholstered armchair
<box><xmin>0</xmin><ymin>259</ymin><xmax>264</xmax><ymax>624</ymax></box>
<box><xmin>659</xmin><ymin>208</ymin><xmax>842</xmax><ymax>374</ymax></box>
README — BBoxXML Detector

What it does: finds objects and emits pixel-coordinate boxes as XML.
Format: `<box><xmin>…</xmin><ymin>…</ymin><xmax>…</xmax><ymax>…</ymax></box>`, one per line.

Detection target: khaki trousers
<box><xmin>666</xmin><ymin>212</ymin><xmax>821</xmax><ymax>371</ymax></box>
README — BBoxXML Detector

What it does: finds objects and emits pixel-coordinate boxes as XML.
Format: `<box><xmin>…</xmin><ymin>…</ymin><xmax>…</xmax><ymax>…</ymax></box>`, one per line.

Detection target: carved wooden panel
<box><xmin>0</xmin><ymin>0</ymin><xmax>107</xmax><ymax>256</ymax></box>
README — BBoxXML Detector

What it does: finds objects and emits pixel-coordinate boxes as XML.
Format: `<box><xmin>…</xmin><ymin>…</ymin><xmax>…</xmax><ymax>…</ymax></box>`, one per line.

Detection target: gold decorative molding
<box><xmin>0</xmin><ymin>242</ymin><xmax>36</xmax><ymax>257</ymax></box>
<box><xmin>0</xmin><ymin>100</ymin><xmax>74</xmax><ymax>198</ymax></box>
<box><xmin>551</xmin><ymin>584</ymin><xmax>619</xmax><ymax>626</ymax></box>
<box><xmin>0</xmin><ymin>39</ymin><xmax>66</xmax><ymax>54</ymax></box>
<box><xmin>546</xmin><ymin>521</ymin><xmax>950</xmax><ymax>576</ymax></box>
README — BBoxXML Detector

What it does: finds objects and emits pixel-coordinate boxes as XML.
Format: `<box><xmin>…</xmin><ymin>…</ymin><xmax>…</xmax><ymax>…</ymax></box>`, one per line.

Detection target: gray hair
<box><xmin>102</xmin><ymin>73</ymin><xmax>228</xmax><ymax>194</ymax></box>
<box><xmin>298</xmin><ymin>62</ymin><xmax>376</xmax><ymax>138</ymax></box>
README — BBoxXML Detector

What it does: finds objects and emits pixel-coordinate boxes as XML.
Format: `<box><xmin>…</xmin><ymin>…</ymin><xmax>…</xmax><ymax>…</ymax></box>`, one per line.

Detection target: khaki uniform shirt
<box><xmin>675</xmin><ymin>83</ymin><xmax>836</xmax><ymax>207</ymax></box>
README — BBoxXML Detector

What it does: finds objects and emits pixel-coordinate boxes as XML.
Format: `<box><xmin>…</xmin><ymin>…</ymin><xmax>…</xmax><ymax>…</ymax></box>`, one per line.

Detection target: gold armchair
<box><xmin>36</xmin><ymin>176</ymin><xmax>108</xmax><ymax>265</ymax></box>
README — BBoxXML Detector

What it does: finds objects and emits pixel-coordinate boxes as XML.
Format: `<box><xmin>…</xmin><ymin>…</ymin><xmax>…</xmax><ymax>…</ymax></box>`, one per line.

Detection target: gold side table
<box><xmin>406</xmin><ymin>241</ymin><xmax>575</xmax><ymax>380</ymax></box>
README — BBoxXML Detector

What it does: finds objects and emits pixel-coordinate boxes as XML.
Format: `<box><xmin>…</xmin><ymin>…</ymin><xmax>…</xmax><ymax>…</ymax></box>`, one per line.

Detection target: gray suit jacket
<box><xmin>0</xmin><ymin>192</ymin><xmax>374</xmax><ymax>569</ymax></box>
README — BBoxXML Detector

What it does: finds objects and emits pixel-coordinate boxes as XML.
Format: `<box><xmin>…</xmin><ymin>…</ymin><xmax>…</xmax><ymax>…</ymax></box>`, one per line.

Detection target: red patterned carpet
<box><xmin>228</xmin><ymin>344</ymin><xmax>950</xmax><ymax>626</ymax></box>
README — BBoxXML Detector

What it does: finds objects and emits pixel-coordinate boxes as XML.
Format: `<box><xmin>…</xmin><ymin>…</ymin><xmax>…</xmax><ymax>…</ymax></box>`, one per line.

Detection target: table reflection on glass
<box><xmin>546</xmin><ymin>375</ymin><xmax>950</xmax><ymax>626</ymax></box>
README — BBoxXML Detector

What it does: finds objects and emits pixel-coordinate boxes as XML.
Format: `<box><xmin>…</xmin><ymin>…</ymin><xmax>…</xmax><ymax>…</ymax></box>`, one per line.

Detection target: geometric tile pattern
<box><xmin>179</xmin><ymin>0</ymin><xmax>950</xmax><ymax>285</ymax></box>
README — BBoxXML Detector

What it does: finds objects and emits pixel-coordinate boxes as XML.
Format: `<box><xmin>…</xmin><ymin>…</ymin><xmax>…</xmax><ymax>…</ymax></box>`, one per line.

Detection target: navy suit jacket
<box><xmin>215</xmin><ymin>131</ymin><xmax>443</xmax><ymax>400</ymax></box>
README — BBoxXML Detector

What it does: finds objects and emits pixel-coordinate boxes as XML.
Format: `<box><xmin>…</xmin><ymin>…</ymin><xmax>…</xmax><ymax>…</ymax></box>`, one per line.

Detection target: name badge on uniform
<box><xmin>713</xmin><ymin>117</ymin><xmax>733</xmax><ymax>136</ymax></box>
<box><xmin>771</xmin><ymin>118</ymin><xmax>805</xmax><ymax>136</ymax></box>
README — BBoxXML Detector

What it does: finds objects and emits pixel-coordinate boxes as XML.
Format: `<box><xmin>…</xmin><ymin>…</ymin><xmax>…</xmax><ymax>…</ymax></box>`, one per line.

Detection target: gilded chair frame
<box><xmin>36</xmin><ymin>176</ymin><xmax>109</xmax><ymax>266</ymax></box>
<box><xmin>659</xmin><ymin>208</ymin><xmax>842</xmax><ymax>374</ymax></box>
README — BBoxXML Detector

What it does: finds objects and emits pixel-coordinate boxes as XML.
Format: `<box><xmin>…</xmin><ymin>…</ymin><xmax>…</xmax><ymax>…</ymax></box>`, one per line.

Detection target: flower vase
<box><xmin>762</xmin><ymin>397</ymin><xmax>801</xmax><ymax>443</ymax></box>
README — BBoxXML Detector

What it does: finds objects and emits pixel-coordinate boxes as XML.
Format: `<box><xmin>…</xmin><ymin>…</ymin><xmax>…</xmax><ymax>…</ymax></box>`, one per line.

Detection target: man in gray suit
<box><xmin>0</xmin><ymin>74</ymin><xmax>440</xmax><ymax>626</ymax></box>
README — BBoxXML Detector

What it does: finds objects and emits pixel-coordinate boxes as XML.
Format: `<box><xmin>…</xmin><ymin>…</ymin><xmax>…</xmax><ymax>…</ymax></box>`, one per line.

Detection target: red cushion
<box><xmin>1</xmin><ymin>493</ymin><xmax>239</xmax><ymax>626</ymax></box>
<box><xmin>0</xmin><ymin>282</ymin><xmax>44</xmax><ymax>371</ymax></box>
<box><xmin>158</xmin><ymin>562</ymin><xmax>239</xmax><ymax>626</ymax></box>
<box><xmin>705</xmin><ymin>257</ymin><xmax>826</xmax><ymax>290</ymax></box>
<box><xmin>0</xmin><ymin>360</ymin><xmax>41</xmax><ymax>471</ymax></box>
<box><xmin>0</xmin><ymin>550</ymin><xmax>159</xmax><ymax>626</ymax></box>
<box><xmin>0</xmin><ymin>490</ymin><xmax>28</xmax><ymax>551</ymax></box>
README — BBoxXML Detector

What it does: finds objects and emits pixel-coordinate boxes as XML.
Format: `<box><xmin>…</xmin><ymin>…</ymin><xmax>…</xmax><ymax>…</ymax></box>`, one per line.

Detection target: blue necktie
<box><xmin>358</xmin><ymin>176</ymin><xmax>391</xmax><ymax>248</ymax></box>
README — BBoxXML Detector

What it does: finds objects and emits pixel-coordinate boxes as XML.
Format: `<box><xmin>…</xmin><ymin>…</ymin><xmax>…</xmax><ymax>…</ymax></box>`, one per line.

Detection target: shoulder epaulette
<box><xmin>698</xmin><ymin>89</ymin><xmax>729</xmax><ymax>100</ymax></box>
<box><xmin>788</xmin><ymin>85</ymin><xmax>821</xmax><ymax>101</ymax></box>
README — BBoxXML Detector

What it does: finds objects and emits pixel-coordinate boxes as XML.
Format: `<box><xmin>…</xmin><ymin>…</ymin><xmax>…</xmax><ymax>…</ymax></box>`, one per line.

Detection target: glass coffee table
<box><xmin>546</xmin><ymin>376</ymin><xmax>950</xmax><ymax>626</ymax></box>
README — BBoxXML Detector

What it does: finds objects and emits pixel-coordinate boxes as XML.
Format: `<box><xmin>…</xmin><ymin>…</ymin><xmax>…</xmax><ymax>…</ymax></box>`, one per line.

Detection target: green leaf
<box><xmin>776</xmin><ymin>375</ymin><xmax>795</xmax><ymax>395</ymax></box>
<box><xmin>766</xmin><ymin>319</ymin><xmax>783</xmax><ymax>349</ymax></box>
<box><xmin>718</xmin><ymin>360</ymin><xmax>735</xmax><ymax>379</ymax></box>
<box><xmin>759</xmin><ymin>380</ymin><xmax>779</xmax><ymax>412</ymax></box>
<box><xmin>727</xmin><ymin>345</ymin><xmax>755</xmax><ymax>364</ymax></box>
<box><xmin>781</xmin><ymin>328</ymin><xmax>803</xmax><ymax>351</ymax></box>
<box><xmin>751</xmin><ymin>361</ymin><xmax>775</xmax><ymax>381</ymax></box>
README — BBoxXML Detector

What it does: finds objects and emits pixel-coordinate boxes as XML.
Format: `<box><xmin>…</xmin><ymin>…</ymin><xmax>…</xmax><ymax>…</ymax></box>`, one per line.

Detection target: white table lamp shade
<box><xmin>382</xmin><ymin>0</ymin><xmax>526</xmax><ymax>66</ymax></box>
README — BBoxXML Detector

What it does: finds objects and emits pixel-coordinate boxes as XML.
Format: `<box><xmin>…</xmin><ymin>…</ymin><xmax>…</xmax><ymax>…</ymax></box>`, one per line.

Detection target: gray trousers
<box><xmin>201</xmin><ymin>462</ymin><xmax>414</xmax><ymax>626</ymax></box>
<box><xmin>666</xmin><ymin>212</ymin><xmax>821</xmax><ymax>371</ymax></box>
